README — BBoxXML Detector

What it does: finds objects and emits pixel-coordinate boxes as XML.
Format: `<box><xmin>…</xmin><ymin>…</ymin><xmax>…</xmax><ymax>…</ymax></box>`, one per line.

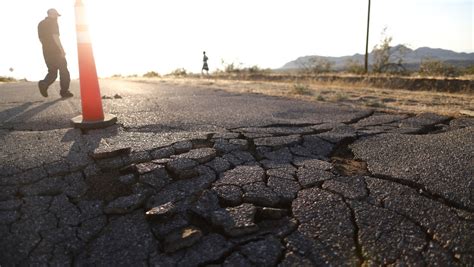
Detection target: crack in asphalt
<box><xmin>355</xmin><ymin>113</ymin><xmax>410</xmax><ymax>128</ymax></box>
<box><xmin>344</xmin><ymin>200</ymin><xmax>365</xmax><ymax>267</ymax></box>
<box><xmin>378</xmin><ymin>199</ymin><xmax>461</xmax><ymax>264</ymax></box>
<box><xmin>330</xmin><ymin>137</ymin><xmax>370</xmax><ymax>177</ymax></box>
<box><xmin>320</xmin><ymin>181</ymin><xmax>460</xmax><ymax>265</ymax></box>
<box><xmin>412</xmin><ymin>123</ymin><xmax>454</xmax><ymax>135</ymax></box>
<box><xmin>330</xmin><ymin>131</ymin><xmax>473</xmax><ymax>214</ymax></box>
<box><xmin>316</xmin><ymin>183</ymin><xmax>365</xmax><ymax>266</ymax></box>
<box><xmin>25</xmin><ymin>234</ymin><xmax>43</xmax><ymax>262</ymax></box>
<box><xmin>71</xmin><ymin>215</ymin><xmax>111</xmax><ymax>266</ymax></box>
<box><xmin>371</xmin><ymin>173</ymin><xmax>474</xmax><ymax>213</ymax></box>
<box><xmin>344</xmin><ymin>110</ymin><xmax>375</xmax><ymax>125</ymax></box>
<box><xmin>2</xmin><ymin>109</ymin><xmax>472</xmax><ymax>265</ymax></box>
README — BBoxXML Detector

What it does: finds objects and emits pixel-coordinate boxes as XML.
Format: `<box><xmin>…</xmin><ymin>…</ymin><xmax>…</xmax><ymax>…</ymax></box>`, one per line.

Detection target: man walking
<box><xmin>202</xmin><ymin>51</ymin><xmax>209</xmax><ymax>76</ymax></box>
<box><xmin>38</xmin><ymin>8</ymin><xmax>73</xmax><ymax>98</ymax></box>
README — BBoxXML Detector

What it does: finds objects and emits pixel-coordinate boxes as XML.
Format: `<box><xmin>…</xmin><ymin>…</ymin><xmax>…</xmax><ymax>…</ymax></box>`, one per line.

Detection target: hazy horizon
<box><xmin>0</xmin><ymin>0</ymin><xmax>472</xmax><ymax>80</ymax></box>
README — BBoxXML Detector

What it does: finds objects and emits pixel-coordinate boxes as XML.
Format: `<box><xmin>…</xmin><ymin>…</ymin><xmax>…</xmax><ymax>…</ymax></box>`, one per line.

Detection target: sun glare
<box><xmin>86</xmin><ymin>2</ymin><xmax>139</xmax><ymax>76</ymax></box>
<box><xmin>83</xmin><ymin>1</ymin><xmax>210</xmax><ymax>76</ymax></box>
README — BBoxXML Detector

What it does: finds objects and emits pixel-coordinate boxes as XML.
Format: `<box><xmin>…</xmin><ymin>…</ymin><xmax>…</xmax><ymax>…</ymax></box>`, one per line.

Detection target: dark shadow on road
<box><xmin>62</xmin><ymin>125</ymin><xmax>120</xmax><ymax>163</ymax></box>
<box><xmin>0</xmin><ymin>102</ymin><xmax>35</xmax><ymax>124</ymax></box>
<box><xmin>0</xmin><ymin>99</ymin><xmax>63</xmax><ymax>125</ymax></box>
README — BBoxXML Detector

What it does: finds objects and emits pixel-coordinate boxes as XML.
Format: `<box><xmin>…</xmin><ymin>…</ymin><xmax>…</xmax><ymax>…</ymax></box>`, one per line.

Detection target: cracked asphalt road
<box><xmin>0</xmin><ymin>79</ymin><xmax>473</xmax><ymax>266</ymax></box>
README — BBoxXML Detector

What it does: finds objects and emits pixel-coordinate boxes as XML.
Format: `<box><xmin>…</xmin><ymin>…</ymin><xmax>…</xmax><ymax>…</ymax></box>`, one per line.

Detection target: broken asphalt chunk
<box><xmin>145</xmin><ymin>201</ymin><xmax>177</xmax><ymax>220</ymax></box>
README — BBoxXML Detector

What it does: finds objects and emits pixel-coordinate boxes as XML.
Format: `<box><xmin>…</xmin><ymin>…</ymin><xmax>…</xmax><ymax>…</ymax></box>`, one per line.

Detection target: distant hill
<box><xmin>281</xmin><ymin>46</ymin><xmax>474</xmax><ymax>71</ymax></box>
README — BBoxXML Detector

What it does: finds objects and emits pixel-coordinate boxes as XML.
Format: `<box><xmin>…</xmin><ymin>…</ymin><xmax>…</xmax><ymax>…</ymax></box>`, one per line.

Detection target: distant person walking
<box><xmin>202</xmin><ymin>51</ymin><xmax>209</xmax><ymax>75</ymax></box>
<box><xmin>38</xmin><ymin>8</ymin><xmax>73</xmax><ymax>98</ymax></box>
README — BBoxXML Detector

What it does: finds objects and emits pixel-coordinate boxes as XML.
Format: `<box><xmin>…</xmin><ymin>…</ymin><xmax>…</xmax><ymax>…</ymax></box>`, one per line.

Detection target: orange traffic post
<box><xmin>71</xmin><ymin>0</ymin><xmax>117</xmax><ymax>129</ymax></box>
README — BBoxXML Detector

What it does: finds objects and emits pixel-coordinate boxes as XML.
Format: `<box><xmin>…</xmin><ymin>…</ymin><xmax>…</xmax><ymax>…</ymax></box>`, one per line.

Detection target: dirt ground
<box><xmin>127</xmin><ymin>77</ymin><xmax>474</xmax><ymax>117</ymax></box>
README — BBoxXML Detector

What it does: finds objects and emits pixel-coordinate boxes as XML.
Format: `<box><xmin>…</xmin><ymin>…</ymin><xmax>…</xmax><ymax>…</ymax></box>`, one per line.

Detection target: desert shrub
<box><xmin>225</xmin><ymin>62</ymin><xmax>238</xmax><ymax>73</ymax></box>
<box><xmin>221</xmin><ymin>60</ymin><xmax>244</xmax><ymax>74</ymax></box>
<box><xmin>299</xmin><ymin>58</ymin><xmax>333</xmax><ymax>74</ymax></box>
<box><xmin>345</xmin><ymin>59</ymin><xmax>365</xmax><ymax>74</ymax></box>
<box><xmin>246</xmin><ymin>65</ymin><xmax>265</xmax><ymax>74</ymax></box>
<box><xmin>372</xmin><ymin>28</ymin><xmax>408</xmax><ymax>74</ymax></box>
<box><xmin>364</xmin><ymin>99</ymin><xmax>385</xmax><ymax>108</ymax></box>
<box><xmin>291</xmin><ymin>83</ymin><xmax>312</xmax><ymax>95</ymax></box>
<box><xmin>169</xmin><ymin>68</ymin><xmax>187</xmax><ymax>76</ymax></box>
<box><xmin>315</xmin><ymin>93</ymin><xmax>325</xmax><ymax>101</ymax></box>
<box><xmin>463</xmin><ymin>65</ymin><xmax>474</xmax><ymax>75</ymax></box>
<box><xmin>219</xmin><ymin>60</ymin><xmax>270</xmax><ymax>75</ymax></box>
<box><xmin>243</xmin><ymin>65</ymin><xmax>271</xmax><ymax>75</ymax></box>
<box><xmin>0</xmin><ymin>76</ymin><xmax>16</xmax><ymax>82</ymax></box>
<box><xmin>334</xmin><ymin>92</ymin><xmax>348</xmax><ymax>101</ymax></box>
<box><xmin>419</xmin><ymin>59</ymin><xmax>460</xmax><ymax>77</ymax></box>
<box><xmin>111</xmin><ymin>74</ymin><xmax>122</xmax><ymax>78</ymax></box>
<box><xmin>247</xmin><ymin>65</ymin><xmax>260</xmax><ymax>73</ymax></box>
<box><xmin>143</xmin><ymin>71</ymin><xmax>160</xmax><ymax>78</ymax></box>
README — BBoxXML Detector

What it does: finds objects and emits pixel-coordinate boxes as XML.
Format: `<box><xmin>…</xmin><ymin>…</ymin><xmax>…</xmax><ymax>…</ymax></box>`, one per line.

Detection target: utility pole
<box><xmin>365</xmin><ymin>0</ymin><xmax>371</xmax><ymax>73</ymax></box>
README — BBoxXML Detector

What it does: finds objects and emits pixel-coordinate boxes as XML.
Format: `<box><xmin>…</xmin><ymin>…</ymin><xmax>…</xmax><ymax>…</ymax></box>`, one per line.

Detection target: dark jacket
<box><xmin>38</xmin><ymin>17</ymin><xmax>62</xmax><ymax>56</ymax></box>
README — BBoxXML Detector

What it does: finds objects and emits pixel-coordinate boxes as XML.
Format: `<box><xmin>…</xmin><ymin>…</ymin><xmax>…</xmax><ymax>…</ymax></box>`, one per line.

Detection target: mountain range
<box><xmin>281</xmin><ymin>46</ymin><xmax>474</xmax><ymax>71</ymax></box>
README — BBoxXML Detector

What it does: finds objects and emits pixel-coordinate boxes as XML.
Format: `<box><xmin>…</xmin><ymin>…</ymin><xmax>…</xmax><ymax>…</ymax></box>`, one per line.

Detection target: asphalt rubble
<box><xmin>0</xmin><ymin>111</ymin><xmax>473</xmax><ymax>266</ymax></box>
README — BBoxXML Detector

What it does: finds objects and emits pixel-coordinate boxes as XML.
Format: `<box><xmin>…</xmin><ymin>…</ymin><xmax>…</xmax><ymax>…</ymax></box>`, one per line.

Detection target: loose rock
<box><xmin>211</xmin><ymin>203</ymin><xmax>259</xmax><ymax>237</ymax></box>
<box><xmin>173</xmin><ymin>148</ymin><xmax>217</xmax><ymax>164</ymax></box>
<box><xmin>145</xmin><ymin>201</ymin><xmax>177</xmax><ymax>220</ymax></box>
<box><xmin>166</xmin><ymin>158</ymin><xmax>199</xmax><ymax>179</ymax></box>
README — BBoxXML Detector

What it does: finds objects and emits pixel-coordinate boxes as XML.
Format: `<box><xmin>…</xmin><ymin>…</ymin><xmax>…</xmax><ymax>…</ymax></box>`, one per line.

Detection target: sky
<box><xmin>0</xmin><ymin>0</ymin><xmax>472</xmax><ymax>80</ymax></box>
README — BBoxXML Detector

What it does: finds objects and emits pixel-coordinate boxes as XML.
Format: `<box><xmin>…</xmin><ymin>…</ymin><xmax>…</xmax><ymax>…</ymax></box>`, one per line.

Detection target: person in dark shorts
<box><xmin>202</xmin><ymin>51</ymin><xmax>209</xmax><ymax>75</ymax></box>
<box><xmin>38</xmin><ymin>8</ymin><xmax>73</xmax><ymax>98</ymax></box>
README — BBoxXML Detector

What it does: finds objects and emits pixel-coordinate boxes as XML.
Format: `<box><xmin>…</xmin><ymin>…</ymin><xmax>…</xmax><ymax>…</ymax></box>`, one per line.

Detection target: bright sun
<box><xmin>81</xmin><ymin>1</ymin><xmax>208</xmax><ymax>76</ymax></box>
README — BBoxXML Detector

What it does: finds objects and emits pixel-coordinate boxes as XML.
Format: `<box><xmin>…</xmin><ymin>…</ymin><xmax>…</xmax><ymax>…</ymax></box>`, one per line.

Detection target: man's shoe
<box><xmin>38</xmin><ymin>81</ymin><xmax>48</xmax><ymax>97</ymax></box>
<box><xmin>60</xmin><ymin>91</ymin><xmax>74</xmax><ymax>98</ymax></box>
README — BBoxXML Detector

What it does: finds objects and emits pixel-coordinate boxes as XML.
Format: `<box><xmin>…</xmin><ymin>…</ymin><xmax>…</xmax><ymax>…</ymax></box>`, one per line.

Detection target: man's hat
<box><xmin>47</xmin><ymin>8</ymin><xmax>61</xmax><ymax>17</ymax></box>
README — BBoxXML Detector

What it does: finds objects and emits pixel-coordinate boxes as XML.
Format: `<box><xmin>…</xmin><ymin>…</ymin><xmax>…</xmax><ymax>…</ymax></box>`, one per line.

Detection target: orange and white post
<box><xmin>71</xmin><ymin>0</ymin><xmax>116</xmax><ymax>129</ymax></box>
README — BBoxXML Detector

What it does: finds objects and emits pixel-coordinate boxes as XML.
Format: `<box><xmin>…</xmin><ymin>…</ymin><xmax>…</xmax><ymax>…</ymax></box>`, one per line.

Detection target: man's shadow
<box><xmin>0</xmin><ymin>102</ymin><xmax>35</xmax><ymax>124</ymax></box>
<box><xmin>0</xmin><ymin>99</ymin><xmax>65</xmax><ymax>126</ymax></box>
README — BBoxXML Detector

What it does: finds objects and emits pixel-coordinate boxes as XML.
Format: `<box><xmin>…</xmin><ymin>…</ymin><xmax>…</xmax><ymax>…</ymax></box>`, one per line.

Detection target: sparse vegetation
<box><xmin>215</xmin><ymin>60</ymin><xmax>242</xmax><ymax>74</ymax></box>
<box><xmin>169</xmin><ymin>68</ymin><xmax>187</xmax><ymax>76</ymax></box>
<box><xmin>115</xmin><ymin>53</ymin><xmax>471</xmax><ymax>116</ymax></box>
<box><xmin>223</xmin><ymin>61</ymin><xmax>241</xmax><ymax>73</ymax></box>
<box><xmin>0</xmin><ymin>76</ymin><xmax>16</xmax><ymax>82</ymax></box>
<box><xmin>217</xmin><ymin>60</ymin><xmax>270</xmax><ymax>75</ymax></box>
<box><xmin>291</xmin><ymin>83</ymin><xmax>312</xmax><ymax>95</ymax></box>
<box><xmin>314</xmin><ymin>93</ymin><xmax>325</xmax><ymax>101</ymax></box>
<box><xmin>120</xmin><ymin>73</ymin><xmax>472</xmax><ymax>116</ymax></box>
<box><xmin>364</xmin><ymin>99</ymin><xmax>386</xmax><ymax>108</ymax></box>
<box><xmin>419</xmin><ymin>59</ymin><xmax>461</xmax><ymax>77</ymax></box>
<box><xmin>345</xmin><ymin>59</ymin><xmax>366</xmax><ymax>74</ymax></box>
<box><xmin>372</xmin><ymin>28</ymin><xmax>408</xmax><ymax>74</ymax></box>
<box><xmin>463</xmin><ymin>65</ymin><xmax>474</xmax><ymax>76</ymax></box>
<box><xmin>247</xmin><ymin>65</ymin><xmax>270</xmax><ymax>74</ymax></box>
<box><xmin>334</xmin><ymin>92</ymin><xmax>348</xmax><ymax>101</ymax></box>
<box><xmin>299</xmin><ymin>58</ymin><xmax>333</xmax><ymax>74</ymax></box>
<box><xmin>143</xmin><ymin>71</ymin><xmax>160</xmax><ymax>78</ymax></box>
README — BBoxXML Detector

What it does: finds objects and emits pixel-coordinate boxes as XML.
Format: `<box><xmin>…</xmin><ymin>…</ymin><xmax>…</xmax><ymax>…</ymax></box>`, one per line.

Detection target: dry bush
<box><xmin>419</xmin><ymin>59</ymin><xmax>461</xmax><ymax>78</ymax></box>
<box><xmin>291</xmin><ymin>83</ymin><xmax>312</xmax><ymax>95</ymax></box>
<box><xmin>0</xmin><ymin>76</ymin><xmax>16</xmax><ymax>82</ymax></box>
<box><xmin>143</xmin><ymin>71</ymin><xmax>160</xmax><ymax>78</ymax></box>
<box><xmin>169</xmin><ymin>68</ymin><xmax>187</xmax><ymax>76</ymax></box>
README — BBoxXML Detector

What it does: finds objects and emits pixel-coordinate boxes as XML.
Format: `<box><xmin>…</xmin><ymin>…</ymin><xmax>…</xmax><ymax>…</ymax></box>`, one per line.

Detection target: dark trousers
<box><xmin>40</xmin><ymin>53</ymin><xmax>71</xmax><ymax>92</ymax></box>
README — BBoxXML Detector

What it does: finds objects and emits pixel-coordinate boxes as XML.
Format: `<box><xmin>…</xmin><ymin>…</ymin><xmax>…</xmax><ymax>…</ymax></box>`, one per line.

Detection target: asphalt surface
<box><xmin>0</xmin><ymin>79</ymin><xmax>473</xmax><ymax>266</ymax></box>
